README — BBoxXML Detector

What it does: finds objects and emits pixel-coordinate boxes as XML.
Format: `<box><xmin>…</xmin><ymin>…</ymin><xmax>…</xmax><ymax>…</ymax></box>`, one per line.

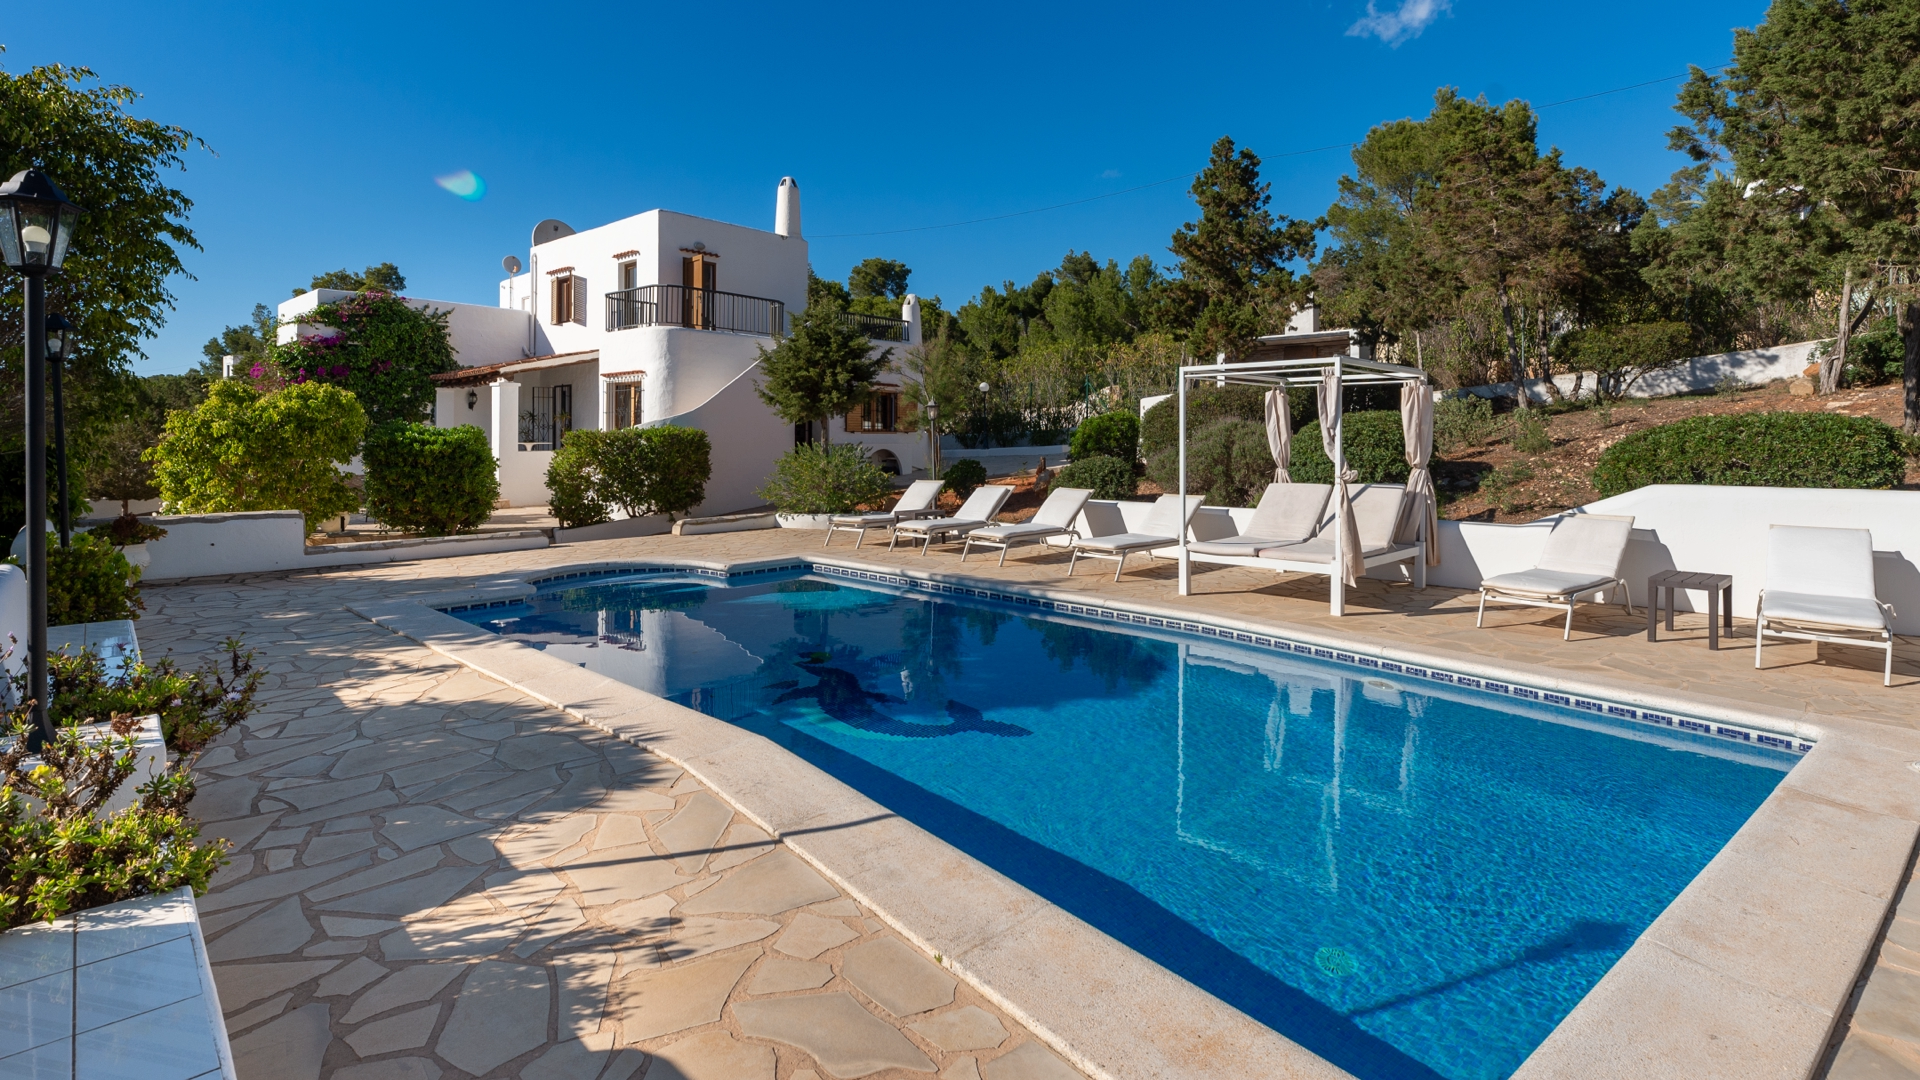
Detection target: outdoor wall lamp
<box><xmin>467</xmin><ymin>389</ymin><xmax>478</xmax><ymax>410</ymax></box>
<box><xmin>0</xmin><ymin>169</ymin><xmax>86</xmax><ymax>748</ymax></box>
<box><xmin>45</xmin><ymin>313</ymin><xmax>74</xmax><ymax>551</ymax></box>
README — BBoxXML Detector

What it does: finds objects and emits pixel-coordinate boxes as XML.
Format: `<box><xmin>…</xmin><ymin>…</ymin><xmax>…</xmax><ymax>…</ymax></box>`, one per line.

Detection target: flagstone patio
<box><xmin>154</xmin><ymin>525</ymin><xmax>1920</xmax><ymax>1080</ymax></box>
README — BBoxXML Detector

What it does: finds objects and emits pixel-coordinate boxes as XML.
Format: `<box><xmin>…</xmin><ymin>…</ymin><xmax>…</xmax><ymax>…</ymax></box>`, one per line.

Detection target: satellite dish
<box><xmin>502</xmin><ymin>255</ymin><xmax>522</xmax><ymax>275</ymax></box>
<box><xmin>532</xmin><ymin>219</ymin><xmax>575</xmax><ymax>246</ymax></box>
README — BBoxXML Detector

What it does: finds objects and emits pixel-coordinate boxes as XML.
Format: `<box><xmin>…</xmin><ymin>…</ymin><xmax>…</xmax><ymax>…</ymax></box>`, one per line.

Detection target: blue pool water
<box><xmin>458</xmin><ymin>572</ymin><xmax>1792</xmax><ymax>1080</ymax></box>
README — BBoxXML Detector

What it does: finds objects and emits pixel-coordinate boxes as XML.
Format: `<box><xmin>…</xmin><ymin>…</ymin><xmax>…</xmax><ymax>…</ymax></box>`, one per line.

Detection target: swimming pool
<box><xmin>457</xmin><ymin>570</ymin><xmax>1794</xmax><ymax>1080</ymax></box>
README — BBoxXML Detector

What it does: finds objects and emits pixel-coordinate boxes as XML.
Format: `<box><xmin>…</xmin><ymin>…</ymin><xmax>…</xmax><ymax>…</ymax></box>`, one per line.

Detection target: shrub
<box><xmin>1591</xmin><ymin>413</ymin><xmax>1912</xmax><ymax>497</ymax></box>
<box><xmin>1555</xmin><ymin>320</ymin><xmax>1694</xmax><ymax>398</ymax></box>
<box><xmin>599</xmin><ymin>426</ymin><xmax>713</xmax><ymax>520</ymax></box>
<box><xmin>46</xmin><ymin>636</ymin><xmax>263</xmax><ymax>756</ymax></box>
<box><xmin>1434</xmin><ymin>396</ymin><xmax>1500</xmax><ymax>451</ymax></box>
<box><xmin>757</xmin><ymin>443</ymin><xmax>894</xmax><ymax>514</ymax></box>
<box><xmin>1146</xmin><ymin>419</ymin><xmax>1275</xmax><ymax>506</ymax></box>
<box><xmin>99</xmin><ymin>514</ymin><xmax>166</xmax><ymax>546</ymax></box>
<box><xmin>547</xmin><ymin>430</ymin><xmax>610</xmax><ymax>528</ymax></box>
<box><xmin>1069</xmin><ymin>412</ymin><xmax>1140</xmax><ymax>465</ymax></box>
<box><xmin>941</xmin><ymin>458</ymin><xmax>987</xmax><ymax>498</ymax></box>
<box><xmin>1290</xmin><ymin>411</ymin><xmax>1411</xmax><ymax>485</ymax></box>
<box><xmin>1141</xmin><ymin>386</ymin><xmax>1267</xmax><ymax>462</ymax></box>
<box><xmin>46</xmin><ymin>533</ymin><xmax>143</xmax><ymax>625</ymax></box>
<box><xmin>1510</xmin><ymin>407</ymin><xmax>1553</xmax><ymax>454</ymax></box>
<box><xmin>362</xmin><ymin>423</ymin><xmax>499</xmax><ymax>535</ymax></box>
<box><xmin>0</xmin><ymin>714</ymin><xmax>224</xmax><ymax>931</ymax></box>
<box><xmin>149</xmin><ymin>380</ymin><xmax>366</xmax><ymax>533</ymax></box>
<box><xmin>1052</xmin><ymin>455</ymin><xmax>1137</xmax><ymax>500</ymax></box>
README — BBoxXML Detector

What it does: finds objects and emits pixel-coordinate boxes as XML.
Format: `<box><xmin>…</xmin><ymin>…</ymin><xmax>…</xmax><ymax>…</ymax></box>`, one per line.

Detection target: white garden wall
<box><xmin>140</xmin><ymin>511</ymin><xmax>547</xmax><ymax>582</ymax></box>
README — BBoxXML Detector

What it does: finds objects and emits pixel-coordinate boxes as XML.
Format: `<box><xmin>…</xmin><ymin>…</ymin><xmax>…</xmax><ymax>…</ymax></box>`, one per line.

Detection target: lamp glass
<box><xmin>49</xmin><ymin>204</ymin><xmax>78</xmax><ymax>269</ymax></box>
<box><xmin>0</xmin><ymin>204</ymin><xmax>19</xmax><ymax>268</ymax></box>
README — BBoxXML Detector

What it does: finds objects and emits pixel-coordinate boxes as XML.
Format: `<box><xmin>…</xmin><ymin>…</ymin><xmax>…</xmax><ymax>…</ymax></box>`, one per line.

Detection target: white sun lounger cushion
<box><xmin>1765</xmin><ymin>525</ymin><xmax>1879</xmax><ymax>600</ymax></box>
<box><xmin>968</xmin><ymin>487</ymin><xmax>1092</xmax><ymax>542</ymax></box>
<box><xmin>1476</xmin><ymin>568</ymin><xmax>1621</xmax><ymax>599</ymax></box>
<box><xmin>1534</xmin><ymin>514</ymin><xmax>1636</xmax><ymax>579</ymax></box>
<box><xmin>1255</xmin><ymin>484</ymin><xmax>1407</xmax><ymax>560</ymax></box>
<box><xmin>895</xmin><ymin>485</ymin><xmax>1013</xmax><ymax>534</ymax></box>
<box><xmin>1186</xmin><ymin>484</ymin><xmax>1332</xmax><ymax>556</ymax></box>
<box><xmin>1074</xmin><ymin>494</ymin><xmax>1202</xmax><ymax>553</ymax></box>
<box><xmin>832</xmin><ymin>479</ymin><xmax>943</xmax><ymax>525</ymax></box>
<box><xmin>1758</xmin><ymin>591</ymin><xmax>1888</xmax><ymax>631</ymax></box>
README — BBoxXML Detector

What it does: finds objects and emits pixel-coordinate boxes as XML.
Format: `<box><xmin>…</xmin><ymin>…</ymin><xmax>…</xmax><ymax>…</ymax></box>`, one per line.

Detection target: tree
<box><xmin>0</xmin><ymin>60</ymin><xmax>202</xmax><ymax>532</ymax></box>
<box><xmin>149</xmin><ymin>380</ymin><xmax>367</xmax><ymax>533</ymax></box>
<box><xmin>198</xmin><ymin>303</ymin><xmax>274</xmax><ymax>379</ymax></box>
<box><xmin>753</xmin><ymin>296</ymin><xmax>888</xmax><ymax>445</ymax></box>
<box><xmin>849</xmin><ymin>258</ymin><xmax>911</xmax><ymax>303</ymax></box>
<box><xmin>1167</xmin><ymin>136</ymin><xmax>1319</xmax><ymax>359</ymax></box>
<box><xmin>1666</xmin><ymin>0</ymin><xmax>1920</xmax><ymax>430</ymax></box>
<box><xmin>302</xmin><ymin>262</ymin><xmax>407</xmax><ymax>296</ymax></box>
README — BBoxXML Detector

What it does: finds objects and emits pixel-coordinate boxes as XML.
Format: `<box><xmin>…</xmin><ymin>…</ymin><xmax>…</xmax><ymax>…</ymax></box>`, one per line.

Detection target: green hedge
<box><xmin>1289</xmin><ymin>411</ymin><xmax>1411</xmax><ymax>485</ymax></box>
<box><xmin>1052</xmin><ymin>454</ymin><xmax>1137</xmax><ymax>500</ymax></box>
<box><xmin>1069</xmin><ymin>412</ymin><xmax>1139</xmax><ymax>464</ymax></box>
<box><xmin>543</xmin><ymin>426</ymin><xmax>713</xmax><ymax>528</ymax></box>
<box><xmin>46</xmin><ymin>532</ymin><xmax>143</xmax><ymax>625</ymax></box>
<box><xmin>363</xmin><ymin>423</ymin><xmax>500</xmax><ymax>536</ymax></box>
<box><xmin>1146</xmin><ymin>419</ymin><xmax>1273</xmax><ymax>507</ymax></box>
<box><xmin>1592</xmin><ymin>412</ymin><xmax>1913</xmax><ymax>497</ymax></box>
<box><xmin>941</xmin><ymin>459</ymin><xmax>987</xmax><ymax>498</ymax></box>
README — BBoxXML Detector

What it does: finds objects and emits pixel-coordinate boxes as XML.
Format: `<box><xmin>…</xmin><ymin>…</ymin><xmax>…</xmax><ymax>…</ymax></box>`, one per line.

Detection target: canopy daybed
<box><xmin>1167</xmin><ymin>354</ymin><xmax>1438</xmax><ymax>616</ymax></box>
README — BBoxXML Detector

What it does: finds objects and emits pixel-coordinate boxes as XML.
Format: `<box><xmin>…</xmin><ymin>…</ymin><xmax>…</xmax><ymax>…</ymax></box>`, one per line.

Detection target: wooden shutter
<box><xmin>901</xmin><ymin>396</ymin><xmax>918</xmax><ymax>428</ymax></box>
<box><xmin>844</xmin><ymin>403</ymin><xmax>864</xmax><ymax>433</ymax></box>
<box><xmin>571</xmin><ymin>275</ymin><xmax>588</xmax><ymax>325</ymax></box>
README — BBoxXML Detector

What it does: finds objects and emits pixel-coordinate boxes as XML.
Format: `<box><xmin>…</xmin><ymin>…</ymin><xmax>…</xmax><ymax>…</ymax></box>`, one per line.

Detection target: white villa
<box><xmin>276</xmin><ymin>178</ymin><xmax>932</xmax><ymax>516</ymax></box>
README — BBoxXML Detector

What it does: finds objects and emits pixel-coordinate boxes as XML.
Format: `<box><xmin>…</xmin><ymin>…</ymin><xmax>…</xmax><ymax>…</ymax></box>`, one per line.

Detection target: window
<box><xmin>846</xmin><ymin>389</ymin><xmax>905</xmax><ymax>433</ymax></box>
<box><xmin>523</xmin><ymin>383</ymin><xmax>573</xmax><ymax>446</ymax></box>
<box><xmin>611</xmin><ymin>382</ymin><xmax>643</xmax><ymax>429</ymax></box>
<box><xmin>550</xmin><ymin>273</ymin><xmax>585</xmax><ymax>325</ymax></box>
<box><xmin>618</xmin><ymin>260</ymin><xmax>638</xmax><ymax>291</ymax></box>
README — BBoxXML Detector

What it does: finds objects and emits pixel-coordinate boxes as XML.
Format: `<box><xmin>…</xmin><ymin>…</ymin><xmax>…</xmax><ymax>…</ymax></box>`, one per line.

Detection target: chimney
<box><xmin>902</xmin><ymin>294</ymin><xmax>922</xmax><ymax>345</ymax></box>
<box><xmin>775</xmin><ymin>177</ymin><xmax>801</xmax><ymax>238</ymax></box>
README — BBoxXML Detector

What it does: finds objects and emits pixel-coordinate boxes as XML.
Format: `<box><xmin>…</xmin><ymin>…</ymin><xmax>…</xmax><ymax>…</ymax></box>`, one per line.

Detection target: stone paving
<box><xmin>149</xmin><ymin>525</ymin><xmax>1920</xmax><ymax>1080</ymax></box>
<box><xmin>156</xmin><ymin>574</ymin><xmax>1087</xmax><ymax>1079</ymax></box>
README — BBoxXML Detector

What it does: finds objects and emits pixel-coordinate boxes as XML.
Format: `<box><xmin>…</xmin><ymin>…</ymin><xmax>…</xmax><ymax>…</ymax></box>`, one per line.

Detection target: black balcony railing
<box><xmin>843</xmin><ymin>311</ymin><xmax>910</xmax><ymax>342</ymax></box>
<box><xmin>606</xmin><ymin>284</ymin><xmax>786</xmax><ymax>336</ymax></box>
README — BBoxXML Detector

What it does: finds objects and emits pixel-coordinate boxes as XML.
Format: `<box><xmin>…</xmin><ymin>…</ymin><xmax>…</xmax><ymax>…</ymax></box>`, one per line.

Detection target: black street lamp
<box><xmin>0</xmin><ymin>169</ymin><xmax>85</xmax><ymax>746</ymax></box>
<box><xmin>45</xmin><ymin>313</ymin><xmax>73</xmax><ymax>549</ymax></box>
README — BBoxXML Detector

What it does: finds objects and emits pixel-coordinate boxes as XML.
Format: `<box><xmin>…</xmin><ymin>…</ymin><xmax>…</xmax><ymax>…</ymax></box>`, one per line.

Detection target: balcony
<box><xmin>842</xmin><ymin>312</ymin><xmax>910</xmax><ymax>342</ymax></box>
<box><xmin>606</xmin><ymin>284</ymin><xmax>786</xmax><ymax>336</ymax></box>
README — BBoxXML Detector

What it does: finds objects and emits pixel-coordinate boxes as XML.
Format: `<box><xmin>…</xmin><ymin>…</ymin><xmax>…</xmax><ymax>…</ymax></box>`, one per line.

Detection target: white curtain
<box><xmin>1264</xmin><ymin>388</ymin><xmax>1292</xmax><ymax>483</ymax></box>
<box><xmin>1399</xmin><ymin>383</ymin><xmax>1441</xmax><ymax>567</ymax></box>
<box><xmin>1318</xmin><ymin>372</ymin><xmax>1364</xmax><ymax>586</ymax></box>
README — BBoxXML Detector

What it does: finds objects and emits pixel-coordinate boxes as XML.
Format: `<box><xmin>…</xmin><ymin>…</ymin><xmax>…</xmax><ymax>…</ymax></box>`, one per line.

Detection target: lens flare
<box><xmin>434</xmin><ymin>169</ymin><xmax>486</xmax><ymax>201</ymax></box>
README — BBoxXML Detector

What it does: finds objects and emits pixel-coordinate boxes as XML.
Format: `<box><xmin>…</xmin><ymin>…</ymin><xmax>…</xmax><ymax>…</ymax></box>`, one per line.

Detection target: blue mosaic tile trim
<box><xmin>807</xmin><ymin>561</ymin><xmax>1815</xmax><ymax>756</ymax></box>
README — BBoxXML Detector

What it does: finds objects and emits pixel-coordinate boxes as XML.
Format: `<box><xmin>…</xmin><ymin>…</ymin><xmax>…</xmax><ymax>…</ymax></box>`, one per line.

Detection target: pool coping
<box><xmin>348</xmin><ymin>553</ymin><xmax>1920</xmax><ymax>1080</ymax></box>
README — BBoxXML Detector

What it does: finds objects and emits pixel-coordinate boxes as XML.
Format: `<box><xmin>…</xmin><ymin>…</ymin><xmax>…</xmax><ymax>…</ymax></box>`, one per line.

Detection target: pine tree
<box><xmin>1167</xmin><ymin>137</ymin><xmax>1319</xmax><ymax>360</ymax></box>
<box><xmin>753</xmin><ymin>297</ymin><xmax>889</xmax><ymax>445</ymax></box>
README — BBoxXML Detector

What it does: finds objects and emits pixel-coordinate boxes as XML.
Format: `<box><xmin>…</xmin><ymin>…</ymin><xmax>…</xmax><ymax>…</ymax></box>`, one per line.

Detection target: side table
<box><xmin>1647</xmin><ymin>570</ymin><xmax>1734</xmax><ymax>649</ymax></box>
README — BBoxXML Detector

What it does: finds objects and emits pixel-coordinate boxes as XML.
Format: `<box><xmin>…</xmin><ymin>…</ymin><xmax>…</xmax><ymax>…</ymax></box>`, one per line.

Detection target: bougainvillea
<box><xmin>260</xmin><ymin>290</ymin><xmax>456</xmax><ymax>427</ymax></box>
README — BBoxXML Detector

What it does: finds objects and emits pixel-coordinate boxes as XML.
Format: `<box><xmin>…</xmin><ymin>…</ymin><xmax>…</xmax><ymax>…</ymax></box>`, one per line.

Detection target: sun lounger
<box><xmin>1067</xmin><ymin>494</ymin><xmax>1204</xmax><ymax>582</ymax></box>
<box><xmin>890</xmin><ymin>485</ymin><xmax>1015</xmax><ymax>554</ymax></box>
<box><xmin>1476</xmin><ymin>513</ymin><xmax>1634</xmax><ymax>640</ymax></box>
<box><xmin>1184</xmin><ymin>483</ymin><xmax>1332</xmax><ymax>556</ymax></box>
<box><xmin>960</xmin><ymin>487</ymin><xmax>1093</xmax><ymax>565</ymax></box>
<box><xmin>824</xmin><ymin>478</ymin><xmax>945</xmax><ymax>548</ymax></box>
<box><xmin>1755</xmin><ymin>524</ymin><xmax>1895</xmax><ymax>686</ymax></box>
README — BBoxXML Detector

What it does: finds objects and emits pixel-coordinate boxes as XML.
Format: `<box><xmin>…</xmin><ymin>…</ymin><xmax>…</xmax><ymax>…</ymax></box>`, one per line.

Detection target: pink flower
<box><xmin>249</xmin><ymin>364</ymin><xmax>264</xmax><ymax>377</ymax></box>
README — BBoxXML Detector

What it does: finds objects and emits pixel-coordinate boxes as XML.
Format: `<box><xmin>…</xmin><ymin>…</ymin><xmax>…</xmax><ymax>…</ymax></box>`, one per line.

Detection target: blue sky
<box><xmin>5</xmin><ymin>0</ymin><xmax>1766</xmax><ymax>375</ymax></box>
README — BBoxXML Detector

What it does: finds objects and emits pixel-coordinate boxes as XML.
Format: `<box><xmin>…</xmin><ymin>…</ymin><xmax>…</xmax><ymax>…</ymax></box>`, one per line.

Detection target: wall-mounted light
<box><xmin>466</xmin><ymin>389</ymin><xmax>478</xmax><ymax>410</ymax></box>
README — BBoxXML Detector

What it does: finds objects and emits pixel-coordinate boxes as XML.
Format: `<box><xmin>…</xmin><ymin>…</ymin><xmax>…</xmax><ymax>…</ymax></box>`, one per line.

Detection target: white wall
<box><xmin>139</xmin><ymin>511</ymin><xmax>547</xmax><ymax>581</ymax></box>
<box><xmin>1462</xmin><ymin>339</ymin><xmax>1828</xmax><ymax>402</ymax></box>
<box><xmin>648</xmin><ymin>363</ymin><xmax>794</xmax><ymax>516</ymax></box>
<box><xmin>1423</xmin><ymin>485</ymin><xmax>1920</xmax><ymax>634</ymax></box>
<box><xmin>279</xmin><ymin>289</ymin><xmax>530</xmax><ymax>369</ymax></box>
<box><xmin>499</xmin><ymin>449</ymin><xmax>555</xmax><ymax>508</ymax></box>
